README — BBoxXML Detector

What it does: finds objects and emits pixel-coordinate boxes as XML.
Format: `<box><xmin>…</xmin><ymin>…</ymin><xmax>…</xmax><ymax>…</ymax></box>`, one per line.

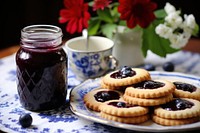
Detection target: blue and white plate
<box><xmin>70</xmin><ymin>71</ymin><xmax>200</xmax><ymax>132</ymax></box>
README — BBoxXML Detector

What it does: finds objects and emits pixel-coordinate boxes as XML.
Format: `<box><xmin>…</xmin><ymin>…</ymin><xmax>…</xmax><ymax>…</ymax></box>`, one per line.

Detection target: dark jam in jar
<box><xmin>16</xmin><ymin>25</ymin><xmax>67</xmax><ymax>111</ymax></box>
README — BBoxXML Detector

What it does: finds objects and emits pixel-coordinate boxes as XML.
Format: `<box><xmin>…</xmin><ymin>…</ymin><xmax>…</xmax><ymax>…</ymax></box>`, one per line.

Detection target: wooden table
<box><xmin>0</xmin><ymin>38</ymin><xmax>200</xmax><ymax>59</ymax></box>
<box><xmin>0</xmin><ymin>45</ymin><xmax>20</xmax><ymax>58</ymax></box>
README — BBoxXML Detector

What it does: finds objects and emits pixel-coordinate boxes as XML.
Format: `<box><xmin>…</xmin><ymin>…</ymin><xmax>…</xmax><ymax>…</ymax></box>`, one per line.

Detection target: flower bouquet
<box><xmin>59</xmin><ymin>0</ymin><xmax>199</xmax><ymax>57</ymax></box>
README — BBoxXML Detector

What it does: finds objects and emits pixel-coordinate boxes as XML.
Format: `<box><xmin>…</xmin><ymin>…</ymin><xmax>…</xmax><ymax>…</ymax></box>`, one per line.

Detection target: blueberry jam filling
<box><xmin>94</xmin><ymin>91</ymin><xmax>120</xmax><ymax>102</ymax></box>
<box><xmin>108</xmin><ymin>101</ymin><xmax>136</xmax><ymax>108</ymax></box>
<box><xmin>161</xmin><ymin>99</ymin><xmax>194</xmax><ymax>111</ymax></box>
<box><xmin>173</xmin><ymin>82</ymin><xmax>197</xmax><ymax>93</ymax></box>
<box><xmin>110</xmin><ymin>66</ymin><xmax>136</xmax><ymax>79</ymax></box>
<box><xmin>133</xmin><ymin>80</ymin><xmax>165</xmax><ymax>89</ymax></box>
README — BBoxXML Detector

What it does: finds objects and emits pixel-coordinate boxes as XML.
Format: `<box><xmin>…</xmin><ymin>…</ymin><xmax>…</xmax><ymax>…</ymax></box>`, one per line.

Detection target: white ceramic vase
<box><xmin>112</xmin><ymin>26</ymin><xmax>144</xmax><ymax>68</ymax></box>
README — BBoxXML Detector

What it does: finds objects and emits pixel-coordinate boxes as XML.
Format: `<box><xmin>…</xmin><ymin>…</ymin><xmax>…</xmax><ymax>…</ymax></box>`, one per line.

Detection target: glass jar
<box><xmin>16</xmin><ymin>25</ymin><xmax>67</xmax><ymax>111</ymax></box>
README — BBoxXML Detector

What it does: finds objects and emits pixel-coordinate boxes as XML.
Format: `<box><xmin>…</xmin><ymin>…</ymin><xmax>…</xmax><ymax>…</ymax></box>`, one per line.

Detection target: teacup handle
<box><xmin>104</xmin><ymin>55</ymin><xmax>119</xmax><ymax>70</ymax></box>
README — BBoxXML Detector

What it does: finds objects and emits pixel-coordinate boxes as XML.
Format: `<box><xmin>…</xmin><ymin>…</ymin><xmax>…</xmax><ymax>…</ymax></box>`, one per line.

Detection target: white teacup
<box><xmin>65</xmin><ymin>36</ymin><xmax>118</xmax><ymax>81</ymax></box>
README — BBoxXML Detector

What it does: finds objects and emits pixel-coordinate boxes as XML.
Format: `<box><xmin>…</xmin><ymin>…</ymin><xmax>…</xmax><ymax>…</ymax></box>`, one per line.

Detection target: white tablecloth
<box><xmin>1</xmin><ymin>51</ymin><xmax>200</xmax><ymax>133</ymax></box>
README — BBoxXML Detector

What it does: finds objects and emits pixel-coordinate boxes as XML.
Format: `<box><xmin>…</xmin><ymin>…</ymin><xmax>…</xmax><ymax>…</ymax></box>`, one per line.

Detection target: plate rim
<box><xmin>69</xmin><ymin>71</ymin><xmax>200</xmax><ymax>132</ymax></box>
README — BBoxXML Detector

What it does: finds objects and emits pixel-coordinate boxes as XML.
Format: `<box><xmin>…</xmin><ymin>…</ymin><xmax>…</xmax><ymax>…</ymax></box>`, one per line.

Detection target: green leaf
<box><xmin>192</xmin><ymin>23</ymin><xmax>199</xmax><ymax>37</ymax></box>
<box><xmin>101</xmin><ymin>24</ymin><xmax>117</xmax><ymax>39</ymax></box>
<box><xmin>118</xmin><ymin>20</ymin><xmax>126</xmax><ymax>26</ymax></box>
<box><xmin>154</xmin><ymin>9</ymin><xmax>167</xmax><ymax>19</ymax></box>
<box><xmin>97</xmin><ymin>8</ymin><xmax>113</xmax><ymax>23</ymax></box>
<box><xmin>142</xmin><ymin>20</ymin><xmax>179</xmax><ymax>57</ymax></box>
<box><xmin>88</xmin><ymin>18</ymin><xmax>101</xmax><ymax>35</ymax></box>
<box><xmin>111</xmin><ymin>6</ymin><xmax>121</xmax><ymax>24</ymax></box>
<box><xmin>111</xmin><ymin>5</ymin><xmax>119</xmax><ymax>17</ymax></box>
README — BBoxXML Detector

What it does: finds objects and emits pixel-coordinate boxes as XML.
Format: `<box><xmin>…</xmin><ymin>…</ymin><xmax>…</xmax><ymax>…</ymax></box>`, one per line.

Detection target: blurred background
<box><xmin>0</xmin><ymin>0</ymin><xmax>199</xmax><ymax>49</ymax></box>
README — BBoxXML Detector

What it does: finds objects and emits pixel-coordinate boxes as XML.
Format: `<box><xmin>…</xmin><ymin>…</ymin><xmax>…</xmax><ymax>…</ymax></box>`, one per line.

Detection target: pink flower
<box><xmin>118</xmin><ymin>0</ymin><xmax>157</xmax><ymax>29</ymax></box>
<box><xmin>93</xmin><ymin>0</ymin><xmax>112</xmax><ymax>11</ymax></box>
<box><xmin>59</xmin><ymin>0</ymin><xmax>90</xmax><ymax>34</ymax></box>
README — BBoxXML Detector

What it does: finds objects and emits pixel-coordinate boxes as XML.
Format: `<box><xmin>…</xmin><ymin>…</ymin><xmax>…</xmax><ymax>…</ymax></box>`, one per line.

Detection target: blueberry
<box><xmin>19</xmin><ymin>113</ymin><xmax>33</xmax><ymax>128</ymax></box>
<box><xmin>120</xmin><ymin>66</ymin><xmax>132</xmax><ymax>73</ymax></box>
<box><xmin>116</xmin><ymin>102</ymin><xmax>126</xmax><ymax>108</ymax></box>
<box><xmin>121</xmin><ymin>69</ymin><xmax>132</xmax><ymax>77</ymax></box>
<box><xmin>162</xmin><ymin>62</ymin><xmax>174</xmax><ymax>72</ymax></box>
<box><xmin>176</xmin><ymin>99</ymin><xmax>193</xmax><ymax>109</ymax></box>
<box><xmin>100</xmin><ymin>92</ymin><xmax>110</xmax><ymax>101</ymax></box>
<box><xmin>120</xmin><ymin>66</ymin><xmax>135</xmax><ymax>77</ymax></box>
<box><xmin>143</xmin><ymin>63</ymin><xmax>155</xmax><ymax>71</ymax></box>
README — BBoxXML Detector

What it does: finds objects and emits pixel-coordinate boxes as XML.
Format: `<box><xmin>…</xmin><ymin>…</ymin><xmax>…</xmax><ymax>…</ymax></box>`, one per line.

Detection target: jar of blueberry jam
<box><xmin>16</xmin><ymin>25</ymin><xmax>67</xmax><ymax>111</ymax></box>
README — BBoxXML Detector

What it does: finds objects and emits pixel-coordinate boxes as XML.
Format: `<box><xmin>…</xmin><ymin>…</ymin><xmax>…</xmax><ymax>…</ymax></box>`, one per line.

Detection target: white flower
<box><xmin>169</xmin><ymin>33</ymin><xmax>189</xmax><ymax>49</ymax></box>
<box><xmin>164</xmin><ymin>2</ymin><xmax>176</xmax><ymax>14</ymax></box>
<box><xmin>155</xmin><ymin>2</ymin><xmax>198</xmax><ymax>51</ymax></box>
<box><xmin>155</xmin><ymin>24</ymin><xmax>173</xmax><ymax>39</ymax></box>
<box><xmin>183</xmin><ymin>14</ymin><xmax>196</xmax><ymax>30</ymax></box>
<box><xmin>165</xmin><ymin>12</ymin><xmax>183</xmax><ymax>29</ymax></box>
<box><xmin>182</xmin><ymin>26</ymin><xmax>193</xmax><ymax>35</ymax></box>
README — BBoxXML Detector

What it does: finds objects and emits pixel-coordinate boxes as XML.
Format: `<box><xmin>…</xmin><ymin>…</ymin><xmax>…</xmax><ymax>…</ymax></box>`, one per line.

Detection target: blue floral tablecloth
<box><xmin>1</xmin><ymin>51</ymin><xmax>200</xmax><ymax>133</ymax></box>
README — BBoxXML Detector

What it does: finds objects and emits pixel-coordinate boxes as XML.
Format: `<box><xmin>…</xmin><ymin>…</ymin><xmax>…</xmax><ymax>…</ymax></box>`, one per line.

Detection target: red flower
<box><xmin>118</xmin><ymin>0</ymin><xmax>157</xmax><ymax>29</ymax></box>
<box><xmin>93</xmin><ymin>0</ymin><xmax>112</xmax><ymax>11</ymax></box>
<box><xmin>59</xmin><ymin>0</ymin><xmax>90</xmax><ymax>34</ymax></box>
